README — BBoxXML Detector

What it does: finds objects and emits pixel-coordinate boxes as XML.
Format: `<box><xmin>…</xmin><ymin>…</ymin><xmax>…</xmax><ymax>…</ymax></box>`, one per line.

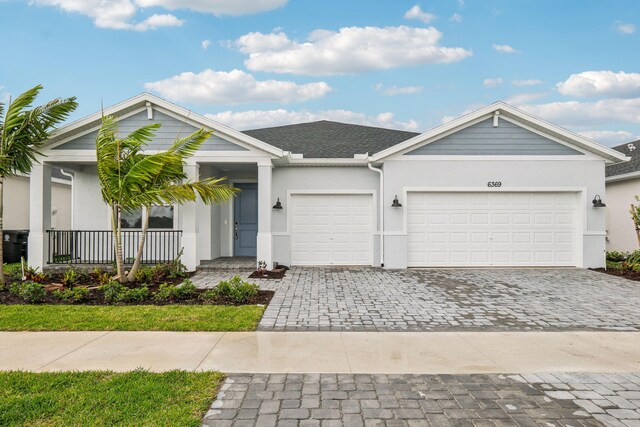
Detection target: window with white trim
<box><xmin>121</xmin><ymin>206</ymin><xmax>174</xmax><ymax>229</ymax></box>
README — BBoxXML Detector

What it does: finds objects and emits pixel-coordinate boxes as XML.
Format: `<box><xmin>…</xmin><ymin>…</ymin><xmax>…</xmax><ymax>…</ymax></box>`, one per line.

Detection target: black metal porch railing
<box><xmin>46</xmin><ymin>230</ymin><xmax>183</xmax><ymax>265</ymax></box>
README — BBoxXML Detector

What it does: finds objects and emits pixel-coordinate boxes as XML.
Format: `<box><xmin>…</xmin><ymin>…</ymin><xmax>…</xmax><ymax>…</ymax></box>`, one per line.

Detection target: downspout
<box><xmin>59</xmin><ymin>169</ymin><xmax>74</xmax><ymax>229</ymax></box>
<box><xmin>367</xmin><ymin>162</ymin><xmax>384</xmax><ymax>267</ymax></box>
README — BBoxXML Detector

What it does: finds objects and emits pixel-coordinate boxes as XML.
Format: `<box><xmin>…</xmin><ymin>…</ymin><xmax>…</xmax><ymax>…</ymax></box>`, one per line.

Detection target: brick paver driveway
<box><xmin>193</xmin><ymin>267</ymin><xmax>640</xmax><ymax>332</ymax></box>
<box><xmin>202</xmin><ymin>372</ymin><xmax>640</xmax><ymax>427</ymax></box>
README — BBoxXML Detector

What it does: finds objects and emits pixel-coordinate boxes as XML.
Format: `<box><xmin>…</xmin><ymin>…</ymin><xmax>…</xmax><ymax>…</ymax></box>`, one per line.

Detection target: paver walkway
<box><xmin>202</xmin><ymin>372</ymin><xmax>640</xmax><ymax>427</ymax></box>
<box><xmin>191</xmin><ymin>267</ymin><xmax>640</xmax><ymax>332</ymax></box>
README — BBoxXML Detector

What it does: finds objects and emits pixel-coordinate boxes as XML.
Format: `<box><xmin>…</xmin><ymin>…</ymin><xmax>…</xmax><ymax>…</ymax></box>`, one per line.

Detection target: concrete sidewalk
<box><xmin>1</xmin><ymin>331</ymin><xmax>639</xmax><ymax>374</ymax></box>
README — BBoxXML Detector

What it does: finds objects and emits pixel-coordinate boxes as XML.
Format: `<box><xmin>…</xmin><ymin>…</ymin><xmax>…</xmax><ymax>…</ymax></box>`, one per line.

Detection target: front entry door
<box><xmin>233</xmin><ymin>183</ymin><xmax>258</xmax><ymax>256</ymax></box>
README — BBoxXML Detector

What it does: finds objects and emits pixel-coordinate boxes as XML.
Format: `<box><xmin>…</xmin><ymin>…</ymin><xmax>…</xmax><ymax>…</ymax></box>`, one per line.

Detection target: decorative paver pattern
<box><xmin>191</xmin><ymin>267</ymin><xmax>640</xmax><ymax>332</ymax></box>
<box><xmin>202</xmin><ymin>372</ymin><xmax>640</xmax><ymax>426</ymax></box>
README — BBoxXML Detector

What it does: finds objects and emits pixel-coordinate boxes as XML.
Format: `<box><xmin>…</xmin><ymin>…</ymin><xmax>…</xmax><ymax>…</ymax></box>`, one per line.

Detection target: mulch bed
<box><xmin>248</xmin><ymin>268</ymin><xmax>286</xmax><ymax>279</ymax></box>
<box><xmin>0</xmin><ymin>287</ymin><xmax>274</xmax><ymax>306</ymax></box>
<box><xmin>590</xmin><ymin>268</ymin><xmax>640</xmax><ymax>282</ymax></box>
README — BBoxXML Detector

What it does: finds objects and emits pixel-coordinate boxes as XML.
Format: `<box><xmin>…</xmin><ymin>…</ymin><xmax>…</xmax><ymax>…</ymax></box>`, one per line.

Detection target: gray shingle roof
<box><xmin>606</xmin><ymin>139</ymin><xmax>640</xmax><ymax>177</ymax></box>
<box><xmin>242</xmin><ymin>120</ymin><xmax>420</xmax><ymax>158</ymax></box>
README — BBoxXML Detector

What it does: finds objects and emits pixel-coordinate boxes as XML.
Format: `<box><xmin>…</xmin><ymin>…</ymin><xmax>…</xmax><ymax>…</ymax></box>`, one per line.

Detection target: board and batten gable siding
<box><xmin>53</xmin><ymin>110</ymin><xmax>248</xmax><ymax>151</ymax></box>
<box><xmin>405</xmin><ymin>118</ymin><xmax>584</xmax><ymax>156</ymax></box>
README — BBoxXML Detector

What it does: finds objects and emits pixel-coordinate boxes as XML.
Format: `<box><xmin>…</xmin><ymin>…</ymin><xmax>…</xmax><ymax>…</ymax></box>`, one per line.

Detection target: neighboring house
<box><xmin>3</xmin><ymin>168</ymin><xmax>72</xmax><ymax>231</ymax></box>
<box><xmin>28</xmin><ymin>93</ymin><xmax>627</xmax><ymax>271</ymax></box>
<box><xmin>605</xmin><ymin>140</ymin><xmax>640</xmax><ymax>252</ymax></box>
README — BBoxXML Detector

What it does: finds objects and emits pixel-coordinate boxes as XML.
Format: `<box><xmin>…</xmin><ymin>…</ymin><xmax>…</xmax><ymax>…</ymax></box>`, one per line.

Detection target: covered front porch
<box><xmin>28</xmin><ymin>159</ymin><xmax>276</xmax><ymax>272</ymax></box>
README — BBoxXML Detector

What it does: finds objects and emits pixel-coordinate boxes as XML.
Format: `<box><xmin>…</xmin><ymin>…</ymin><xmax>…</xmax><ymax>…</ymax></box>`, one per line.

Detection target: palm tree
<box><xmin>96</xmin><ymin>115</ymin><xmax>238</xmax><ymax>283</ymax></box>
<box><xmin>0</xmin><ymin>85</ymin><xmax>78</xmax><ymax>285</ymax></box>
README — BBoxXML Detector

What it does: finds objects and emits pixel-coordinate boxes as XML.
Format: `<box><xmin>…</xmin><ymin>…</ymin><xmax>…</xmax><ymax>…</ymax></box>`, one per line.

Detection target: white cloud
<box><xmin>450</xmin><ymin>13</ymin><xmax>462</xmax><ymax>23</ymax></box>
<box><xmin>511</xmin><ymin>79</ymin><xmax>542</xmax><ymax>87</ymax></box>
<box><xmin>492</xmin><ymin>43</ymin><xmax>518</xmax><ymax>54</ymax></box>
<box><xmin>201</xmin><ymin>39</ymin><xmax>211</xmax><ymax>50</ymax></box>
<box><xmin>557</xmin><ymin>71</ymin><xmax>640</xmax><ymax>98</ymax></box>
<box><xmin>614</xmin><ymin>21</ymin><xmax>636</xmax><ymax>34</ymax></box>
<box><xmin>144</xmin><ymin>69</ymin><xmax>332</xmax><ymax>104</ymax></box>
<box><xmin>504</xmin><ymin>92</ymin><xmax>548</xmax><ymax>105</ymax></box>
<box><xmin>518</xmin><ymin>98</ymin><xmax>640</xmax><ymax>127</ymax></box>
<box><xmin>235</xmin><ymin>26</ymin><xmax>472</xmax><ymax>76</ymax></box>
<box><xmin>206</xmin><ymin>109</ymin><xmax>420</xmax><ymax>131</ymax></box>
<box><xmin>136</xmin><ymin>0</ymin><xmax>287</xmax><ymax>16</ymax></box>
<box><xmin>483</xmin><ymin>78</ymin><xmax>503</xmax><ymax>88</ymax></box>
<box><xmin>32</xmin><ymin>0</ymin><xmax>183</xmax><ymax>30</ymax></box>
<box><xmin>404</xmin><ymin>5</ymin><xmax>436</xmax><ymax>24</ymax></box>
<box><xmin>578</xmin><ymin>130</ymin><xmax>639</xmax><ymax>145</ymax></box>
<box><xmin>31</xmin><ymin>0</ymin><xmax>285</xmax><ymax>30</ymax></box>
<box><xmin>375</xmin><ymin>84</ymin><xmax>423</xmax><ymax>96</ymax></box>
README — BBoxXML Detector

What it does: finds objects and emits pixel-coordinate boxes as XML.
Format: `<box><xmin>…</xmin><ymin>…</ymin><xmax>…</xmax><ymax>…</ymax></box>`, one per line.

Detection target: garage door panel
<box><xmin>291</xmin><ymin>194</ymin><xmax>373</xmax><ymax>265</ymax></box>
<box><xmin>407</xmin><ymin>192</ymin><xmax>577</xmax><ymax>267</ymax></box>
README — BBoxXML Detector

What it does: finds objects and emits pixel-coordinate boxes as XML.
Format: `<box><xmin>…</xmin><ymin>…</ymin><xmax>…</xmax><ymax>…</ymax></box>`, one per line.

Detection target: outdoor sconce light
<box><xmin>592</xmin><ymin>195</ymin><xmax>606</xmax><ymax>208</ymax></box>
<box><xmin>391</xmin><ymin>195</ymin><xmax>402</xmax><ymax>208</ymax></box>
<box><xmin>273</xmin><ymin>198</ymin><xmax>283</xmax><ymax>210</ymax></box>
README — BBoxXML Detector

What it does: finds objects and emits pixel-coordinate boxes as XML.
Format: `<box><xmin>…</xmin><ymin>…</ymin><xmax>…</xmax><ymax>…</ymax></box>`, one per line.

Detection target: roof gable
<box><xmin>371</xmin><ymin>102</ymin><xmax>628</xmax><ymax>164</ymax></box>
<box><xmin>606</xmin><ymin>139</ymin><xmax>640</xmax><ymax>178</ymax></box>
<box><xmin>45</xmin><ymin>93</ymin><xmax>282</xmax><ymax>157</ymax></box>
<box><xmin>405</xmin><ymin>117</ymin><xmax>583</xmax><ymax>156</ymax></box>
<box><xmin>53</xmin><ymin>109</ymin><xmax>247</xmax><ymax>152</ymax></box>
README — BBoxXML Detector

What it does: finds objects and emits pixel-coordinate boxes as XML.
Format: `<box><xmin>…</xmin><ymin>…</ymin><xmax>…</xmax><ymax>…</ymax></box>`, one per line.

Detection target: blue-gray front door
<box><xmin>233</xmin><ymin>183</ymin><xmax>258</xmax><ymax>256</ymax></box>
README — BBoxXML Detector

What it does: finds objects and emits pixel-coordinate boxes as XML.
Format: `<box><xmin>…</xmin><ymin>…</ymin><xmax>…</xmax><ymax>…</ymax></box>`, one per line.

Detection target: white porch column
<box><xmin>182</xmin><ymin>163</ymin><xmax>199</xmax><ymax>271</ymax></box>
<box><xmin>28</xmin><ymin>163</ymin><xmax>52</xmax><ymax>269</ymax></box>
<box><xmin>257</xmin><ymin>161</ymin><xmax>273</xmax><ymax>268</ymax></box>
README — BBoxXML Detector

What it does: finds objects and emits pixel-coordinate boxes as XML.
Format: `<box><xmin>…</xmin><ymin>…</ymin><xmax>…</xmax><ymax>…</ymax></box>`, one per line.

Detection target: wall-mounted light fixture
<box><xmin>273</xmin><ymin>198</ymin><xmax>283</xmax><ymax>210</ymax></box>
<box><xmin>592</xmin><ymin>195</ymin><xmax>606</xmax><ymax>208</ymax></box>
<box><xmin>391</xmin><ymin>195</ymin><xmax>402</xmax><ymax>208</ymax></box>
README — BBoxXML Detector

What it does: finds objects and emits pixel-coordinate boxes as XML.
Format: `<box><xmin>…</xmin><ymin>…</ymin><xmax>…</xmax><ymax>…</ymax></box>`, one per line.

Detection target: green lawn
<box><xmin>0</xmin><ymin>370</ymin><xmax>223</xmax><ymax>426</ymax></box>
<box><xmin>0</xmin><ymin>304</ymin><xmax>264</xmax><ymax>331</ymax></box>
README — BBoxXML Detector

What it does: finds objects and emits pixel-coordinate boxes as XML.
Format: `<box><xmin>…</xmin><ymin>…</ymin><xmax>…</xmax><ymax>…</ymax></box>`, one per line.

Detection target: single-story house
<box><xmin>605</xmin><ymin>140</ymin><xmax>640</xmax><ymax>252</ymax></box>
<box><xmin>28</xmin><ymin>93</ymin><xmax>627</xmax><ymax>271</ymax></box>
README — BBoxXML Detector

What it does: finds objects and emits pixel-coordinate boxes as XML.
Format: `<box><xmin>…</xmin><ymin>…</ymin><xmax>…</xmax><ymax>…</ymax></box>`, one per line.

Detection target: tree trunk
<box><xmin>0</xmin><ymin>177</ymin><xmax>5</xmax><ymax>286</ymax></box>
<box><xmin>111</xmin><ymin>204</ymin><xmax>127</xmax><ymax>283</ymax></box>
<box><xmin>127</xmin><ymin>207</ymin><xmax>149</xmax><ymax>283</ymax></box>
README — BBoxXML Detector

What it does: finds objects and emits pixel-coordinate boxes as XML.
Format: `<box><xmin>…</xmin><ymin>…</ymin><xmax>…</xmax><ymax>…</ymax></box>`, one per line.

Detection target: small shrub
<box><xmin>153</xmin><ymin>279</ymin><xmax>197</xmax><ymax>302</ymax></box>
<box><xmin>24</xmin><ymin>266</ymin><xmax>48</xmax><ymax>284</ymax></box>
<box><xmin>209</xmin><ymin>276</ymin><xmax>259</xmax><ymax>303</ymax></box>
<box><xmin>606</xmin><ymin>260</ymin><xmax>624</xmax><ymax>270</ymax></box>
<box><xmin>100</xmin><ymin>281</ymin><xmax>126</xmax><ymax>303</ymax></box>
<box><xmin>626</xmin><ymin>250</ymin><xmax>640</xmax><ymax>265</ymax></box>
<box><xmin>176</xmin><ymin>279</ymin><xmax>197</xmax><ymax>299</ymax></box>
<box><xmin>62</xmin><ymin>268</ymin><xmax>79</xmax><ymax>288</ymax></box>
<box><xmin>152</xmin><ymin>249</ymin><xmax>188</xmax><ymax>282</ymax></box>
<box><xmin>120</xmin><ymin>286</ymin><xmax>149</xmax><ymax>303</ymax></box>
<box><xmin>14</xmin><ymin>281</ymin><xmax>46</xmax><ymax>303</ymax></box>
<box><xmin>53</xmin><ymin>287</ymin><xmax>89</xmax><ymax>303</ymax></box>
<box><xmin>134</xmin><ymin>266</ymin><xmax>155</xmax><ymax>284</ymax></box>
<box><xmin>199</xmin><ymin>289</ymin><xmax>217</xmax><ymax>301</ymax></box>
<box><xmin>3</xmin><ymin>263</ymin><xmax>23</xmax><ymax>281</ymax></box>
<box><xmin>606</xmin><ymin>251</ymin><xmax>628</xmax><ymax>263</ymax></box>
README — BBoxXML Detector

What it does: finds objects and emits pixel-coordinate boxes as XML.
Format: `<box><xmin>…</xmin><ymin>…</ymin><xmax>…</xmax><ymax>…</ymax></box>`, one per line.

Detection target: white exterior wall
<box><xmin>605</xmin><ymin>178</ymin><xmax>640</xmax><ymax>252</ymax></box>
<box><xmin>3</xmin><ymin>176</ymin><xmax>71</xmax><ymax>230</ymax></box>
<box><xmin>271</xmin><ymin>166</ymin><xmax>380</xmax><ymax>266</ymax></box>
<box><xmin>73</xmin><ymin>167</ymin><xmax>110</xmax><ymax>230</ymax></box>
<box><xmin>383</xmin><ymin>158</ymin><xmax>607</xmax><ymax>269</ymax></box>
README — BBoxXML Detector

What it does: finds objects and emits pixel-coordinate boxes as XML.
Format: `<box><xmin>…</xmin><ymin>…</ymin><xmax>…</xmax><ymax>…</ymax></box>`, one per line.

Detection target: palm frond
<box><xmin>168</xmin><ymin>128</ymin><xmax>212</xmax><ymax>158</ymax></box>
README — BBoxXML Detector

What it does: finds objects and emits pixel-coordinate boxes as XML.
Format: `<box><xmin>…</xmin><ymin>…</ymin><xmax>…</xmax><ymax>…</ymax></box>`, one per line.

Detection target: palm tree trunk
<box><xmin>127</xmin><ymin>207</ymin><xmax>149</xmax><ymax>282</ymax></box>
<box><xmin>0</xmin><ymin>177</ymin><xmax>5</xmax><ymax>286</ymax></box>
<box><xmin>111</xmin><ymin>204</ymin><xmax>126</xmax><ymax>283</ymax></box>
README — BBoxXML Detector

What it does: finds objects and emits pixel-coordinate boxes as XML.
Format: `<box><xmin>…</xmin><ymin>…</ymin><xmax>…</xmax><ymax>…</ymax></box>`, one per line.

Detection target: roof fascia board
<box><xmin>606</xmin><ymin>170</ymin><xmax>640</xmax><ymax>183</ymax></box>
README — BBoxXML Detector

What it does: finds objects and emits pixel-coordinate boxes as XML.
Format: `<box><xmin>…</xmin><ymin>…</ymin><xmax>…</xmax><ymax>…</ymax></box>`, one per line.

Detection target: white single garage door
<box><xmin>407</xmin><ymin>192</ymin><xmax>578</xmax><ymax>267</ymax></box>
<box><xmin>290</xmin><ymin>194</ymin><xmax>373</xmax><ymax>265</ymax></box>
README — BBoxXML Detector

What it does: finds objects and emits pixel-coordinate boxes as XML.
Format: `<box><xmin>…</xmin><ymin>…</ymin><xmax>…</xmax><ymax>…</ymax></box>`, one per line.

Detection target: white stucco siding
<box><xmin>73</xmin><ymin>167</ymin><xmax>110</xmax><ymax>230</ymax></box>
<box><xmin>383</xmin><ymin>159</ymin><xmax>606</xmax><ymax>268</ymax></box>
<box><xmin>3</xmin><ymin>176</ymin><xmax>71</xmax><ymax>230</ymax></box>
<box><xmin>271</xmin><ymin>166</ymin><xmax>380</xmax><ymax>266</ymax></box>
<box><xmin>605</xmin><ymin>178</ymin><xmax>640</xmax><ymax>252</ymax></box>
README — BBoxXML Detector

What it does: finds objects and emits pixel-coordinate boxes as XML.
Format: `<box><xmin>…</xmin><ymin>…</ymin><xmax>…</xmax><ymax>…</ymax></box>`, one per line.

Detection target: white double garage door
<box><xmin>290</xmin><ymin>191</ymin><xmax>579</xmax><ymax>267</ymax></box>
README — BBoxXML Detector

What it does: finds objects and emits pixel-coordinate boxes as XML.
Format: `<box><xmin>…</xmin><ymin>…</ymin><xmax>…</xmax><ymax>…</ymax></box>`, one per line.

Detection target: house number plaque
<box><xmin>487</xmin><ymin>181</ymin><xmax>502</xmax><ymax>187</ymax></box>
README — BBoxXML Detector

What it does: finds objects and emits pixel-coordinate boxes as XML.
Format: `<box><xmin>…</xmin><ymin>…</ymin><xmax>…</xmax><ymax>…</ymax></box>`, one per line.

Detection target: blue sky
<box><xmin>0</xmin><ymin>0</ymin><xmax>639</xmax><ymax>145</ymax></box>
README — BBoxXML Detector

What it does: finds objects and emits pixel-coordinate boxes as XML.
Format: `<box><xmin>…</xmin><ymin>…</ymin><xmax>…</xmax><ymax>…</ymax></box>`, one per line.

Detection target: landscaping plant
<box><xmin>0</xmin><ymin>85</ymin><xmax>77</xmax><ymax>285</ymax></box>
<box><xmin>207</xmin><ymin>276</ymin><xmax>259</xmax><ymax>303</ymax></box>
<box><xmin>96</xmin><ymin>116</ymin><xmax>238</xmax><ymax>283</ymax></box>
